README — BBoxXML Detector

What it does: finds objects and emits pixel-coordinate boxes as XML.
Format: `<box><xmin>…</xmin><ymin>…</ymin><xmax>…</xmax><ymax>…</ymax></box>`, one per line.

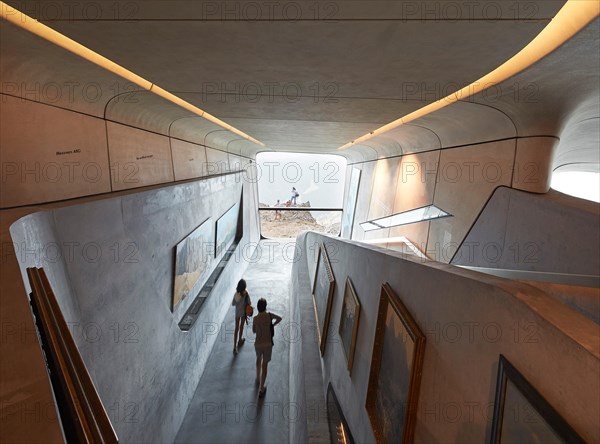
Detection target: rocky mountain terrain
<box><xmin>259</xmin><ymin>201</ymin><xmax>340</xmax><ymax>238</ymax></box>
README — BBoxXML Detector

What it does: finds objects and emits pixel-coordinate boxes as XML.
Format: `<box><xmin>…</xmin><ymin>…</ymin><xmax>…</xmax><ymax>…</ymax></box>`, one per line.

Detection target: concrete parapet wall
<box><xmin>293</xmin><ymin>232</ymin><xmax>599</xmax><ymax>443</ymax></box>
<box><xmin>8</xmin><ymin>173</ymin><xmax>260</xmax><ymax>443</ymax></box>
<box><xmin>453</xmin><ymin>187</ymin><xmax>600</xmax><ymax>275</ymax></box>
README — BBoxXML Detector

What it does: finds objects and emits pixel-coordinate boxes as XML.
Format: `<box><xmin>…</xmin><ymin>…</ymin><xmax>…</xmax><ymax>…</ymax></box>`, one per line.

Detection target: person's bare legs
<box><xmin>260</xmin><ymin>362</ymin><xmax>268</xmax><ymax>391</ymax></box>
<box><xmin>233</xmin><ymin>316</ymin><xmax>241</xmax><ymax>352</ymax></box>
<box><xmin>237</xmin><ymin>316</ymin><xmax>246</xmax><ymax>344</ymax></box>
<box><xmin>255</xmin><ymin>355</ymin><xmax>262</xmax><ymax>384</ymax></box>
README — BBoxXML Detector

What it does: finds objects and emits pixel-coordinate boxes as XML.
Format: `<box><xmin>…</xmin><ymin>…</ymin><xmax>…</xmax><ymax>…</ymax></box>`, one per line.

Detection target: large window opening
<box><xmin>256</xmin><ymin>152</ymin><xmax>347</xmax><ymax>238</ymax></box>
<box><xmin>551</xmin><ymin>170</ymin><xmax>600</xmax><ymax>203</ymax></box>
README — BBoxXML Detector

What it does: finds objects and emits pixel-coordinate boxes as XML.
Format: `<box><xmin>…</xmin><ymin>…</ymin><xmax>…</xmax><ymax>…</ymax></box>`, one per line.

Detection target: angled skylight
<box><xmin>360</xmin><ymin>205</ymin><xmax>451</xmax><ymax>231</ymax></box>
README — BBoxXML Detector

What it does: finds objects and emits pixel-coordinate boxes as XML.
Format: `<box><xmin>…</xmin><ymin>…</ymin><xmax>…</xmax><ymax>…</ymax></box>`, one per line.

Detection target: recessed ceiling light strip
<box><xmin>0</xmin><ymin>2</ymin><xmax>265</xmax><ymax>147</ymax></box>
<box><xmin>338</xmin><ymin>0</ymin><xmax>600</xmax><ymax>150</ymax></box>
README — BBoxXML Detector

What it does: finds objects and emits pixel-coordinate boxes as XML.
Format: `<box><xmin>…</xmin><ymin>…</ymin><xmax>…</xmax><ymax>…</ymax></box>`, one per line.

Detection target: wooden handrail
<box><xmin>27</xmin><ymin>267</ymin><xmax>118</xmax><ymax>444</ymax></box>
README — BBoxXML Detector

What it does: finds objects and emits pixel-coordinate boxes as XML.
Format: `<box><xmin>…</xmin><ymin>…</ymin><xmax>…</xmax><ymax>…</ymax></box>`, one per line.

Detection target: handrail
<box><xmin>26</xmin><ymin>267</ymin><xmax>118</xmax><ymax>444</ymax></box>
<box><xmin>258</xmin><ymin>207</ymin><xmax>343</xmax><ymax>212</ymax></box>
<box><xmin>457</xmin><ymin>266</ymin><xmax>600</xmax><ymax>288</ymax></box>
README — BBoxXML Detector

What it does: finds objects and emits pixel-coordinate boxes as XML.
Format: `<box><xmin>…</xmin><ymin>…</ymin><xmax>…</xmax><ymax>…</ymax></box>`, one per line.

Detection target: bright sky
<box><xmin>551</xmin><ymin>171</ymin><xmax>600</xmax><ymax>203</ymax></box>
<box><xmin>256</xmin><ymin>152</ymin><xmax>347</xmax><ymax>208</ymax></box>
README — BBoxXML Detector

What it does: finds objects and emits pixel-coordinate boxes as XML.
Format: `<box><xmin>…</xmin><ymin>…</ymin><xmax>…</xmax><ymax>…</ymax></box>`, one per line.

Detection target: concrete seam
<box><xmin>346</xmin><ymin>134</ymin><xmax>559</xmax><ymax>167</ymax></box>
<box><xmin>425</xmin><ymin>149</ymin><xmax>442</xmax><ymax>254</ymax></box>
<box><xmin>104</xmin><ymin>119</ymin><xmax>114</xmax><ymax>192</ymax></box>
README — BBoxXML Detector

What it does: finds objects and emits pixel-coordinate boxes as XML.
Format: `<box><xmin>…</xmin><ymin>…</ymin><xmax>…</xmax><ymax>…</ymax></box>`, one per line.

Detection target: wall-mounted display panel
<box><xmin>171</xmin><ymin>138</ymin><xmax>207</xmax><ymax>181</ymax></box>
<box><xmin>0</xmin><ymin>96</ymin><xmax>111</xmax><ymax>207</ymax></box>
<box><xmin>173</xmin><ymin>218</ymin><xmax>213</xmax><ymax>310</ymax></box>
<box><xmin>107</xmin><ymin>121</ymin><xmax>174</xmax><ymax>191</ymax></box>
<box><xmin>215</xmin><ymin>202</ymin><xmax>240</xmax><ymax>257</ymax></box>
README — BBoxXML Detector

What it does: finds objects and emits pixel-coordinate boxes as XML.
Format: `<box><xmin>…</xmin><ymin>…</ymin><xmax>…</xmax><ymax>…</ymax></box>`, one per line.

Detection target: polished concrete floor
<box><xmin>176</xmin><ymin>239</ymin><xmax>294</xmax><ymax>444</ymax></box>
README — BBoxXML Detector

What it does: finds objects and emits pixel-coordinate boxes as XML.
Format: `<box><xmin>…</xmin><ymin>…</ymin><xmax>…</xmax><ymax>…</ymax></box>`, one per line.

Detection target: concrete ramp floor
<box><xmin>175</xmin><ymin>239</ymin><xmax>295</xmax><ymax>444</ymax></box>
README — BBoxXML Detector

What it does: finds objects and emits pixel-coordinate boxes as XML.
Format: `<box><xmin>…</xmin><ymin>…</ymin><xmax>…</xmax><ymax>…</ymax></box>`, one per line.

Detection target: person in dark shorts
<box><xmin>252</xmin><ymin>298</ymin><xmax>282</xmax><ymax>397</ymax></box>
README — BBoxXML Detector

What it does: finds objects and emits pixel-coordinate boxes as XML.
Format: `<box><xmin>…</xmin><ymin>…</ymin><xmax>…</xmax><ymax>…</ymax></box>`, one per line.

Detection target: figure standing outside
<box><xmin>275</xmin><ymin>199</ymin><xmax>282</xmax><ymax>221</ymax></box>
<box><xmin>252</xmin><ymin>298</ymin><xmax>282</xmax><ymax>397</ymax></box>
<box><xmin>231</xmin><ymin>279</ymin><xmax>251</xmax><ymax>354</ymax></box>
<box><xmin>290</xmin><ymin>187</ymin><xmax>299</xmax><ymax>205</ymax></box>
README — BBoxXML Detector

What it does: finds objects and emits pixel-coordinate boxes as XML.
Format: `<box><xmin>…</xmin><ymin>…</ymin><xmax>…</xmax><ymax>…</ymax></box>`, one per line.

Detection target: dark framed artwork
<box><xmin>490</xmin><ymin>355</ymin><xmax>584</xmax><ymax>444</ymax></box>
<box><xmin>341</xmin><ymin>168</ymin><xmax>361</xmax><ymax>239</ymax></box>
<box><xmin>327</xmin><ymin>383</ymin><xmax>355</xmax><ymax>444</ymax></box>
<box><xmin>312</xmin><ymin>242</ymin><xmax>335</xmax><ymax>356</ymax></box>
<box><xmin>173</xmin><ymin>218</ymin><xmax>212</xmax><ymax>310</ymax></box>
<box><xmin>366</xmin><ymin>283</ymin><xmax>426</xmax><ymax>444</ymax></box>
<box><xmin>339</xmin><ymin>277</ymin><xmax>361</xmax><ymax>375</ymax></box>
<box><xmin>215</xmin><ymin>202</ymin><xmax>239</xmax><ymax>257</ymax></box>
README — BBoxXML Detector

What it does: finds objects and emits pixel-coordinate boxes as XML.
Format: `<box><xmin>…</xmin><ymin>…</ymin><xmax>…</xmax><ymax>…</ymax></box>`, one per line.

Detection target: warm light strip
<box><xmin>338</xmin><ymin>0</ymin><xmax>600</xmax><ymax>150</ymax></box>
<box><xmin>0</xmin><ymin>2</ymin><xmax>265</xmax><ymax>147</ymax></box>
<box><xmin>338</xmin><ymin>423</ymin><xmax>348</xmax><ymax>444</ymax></box>
<box><xmin>363</xmin><ymin>236</ymin><xmax>428</xmax><ymax>259</ymax></box>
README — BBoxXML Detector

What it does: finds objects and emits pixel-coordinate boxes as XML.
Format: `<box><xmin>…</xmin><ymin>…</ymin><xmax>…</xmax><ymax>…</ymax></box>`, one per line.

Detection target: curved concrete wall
<box><xmin>0</xmin><ymin>94</ymin><xmax>253</xmax><ymax>208</ymax></box>
<box><xmin>8</xmin><ymin>174</ymin><xmax>260</xmax><ymax>443</ymax></box>
<box><xmin>346</xmin><ymin>136</ymin><xmax>558</xmax><ymax>263</ymax></box>
<box><xmin>293</xmin><ymin>232</ymin><xmax>599</xmax><ymax>443</ymax></box>
<box><xmin>452</xmin><ymin>187</ymin><xmax>600</xmax><ymax>275</ymax></box>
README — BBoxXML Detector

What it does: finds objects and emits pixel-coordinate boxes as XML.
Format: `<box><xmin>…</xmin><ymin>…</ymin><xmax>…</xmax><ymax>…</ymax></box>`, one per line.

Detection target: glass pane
<box><xmin>500</xmin><ymin>380</ymin><xmax>563</xmax><ymax>444</ymax></box>
<box><xmin>361</xmin><ymin>205</ymin><xmax>450</xmax><ymax>231</ymax></box>
<box><xmin>256</xmin><ymin>152</ymin><xmax>347</xmax><ymax>209</ymax></box>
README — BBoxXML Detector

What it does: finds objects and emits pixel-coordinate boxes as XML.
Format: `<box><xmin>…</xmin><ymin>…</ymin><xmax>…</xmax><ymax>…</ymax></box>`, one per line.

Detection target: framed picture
<box><xmin>339</xmin><ymin>277</ymin><xmax>361</xmax><ymax>375</ymax></box>
<box><xmin>327</xmin><ymin>383</ymin><xmax>355</xmax><ymax>444</ymax></box>
<box><xmin>341</xmin><ymin>168</ymin><xmax>361</xmax><ymax>239</ymax></box>
<box><xmin>490</xmin><ymin>355</ymin><xmax>584</xmax><ymax>443</ymax></box>
<box><xmin>215</xmin><ymin>202</ymin><xmax>239</xmax><ymax>257</ymax></box>
<box><xmin>173</xmin><ymin>218</ymin><xmax>212</xmax><ymax>310</ymax></box>
<box><xmin>366</xmin><ymin>283</ymin><xmax>426</xmax><ymax>444</ymax></box>
<box><xmin>312</xmin><ymin>242</ymin><xmax>335</xmax><ymax>356</ymax></box>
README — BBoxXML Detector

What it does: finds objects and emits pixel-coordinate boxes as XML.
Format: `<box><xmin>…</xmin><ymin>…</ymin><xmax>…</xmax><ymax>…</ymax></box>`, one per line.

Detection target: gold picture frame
<box><xmin>339</xmin><ymin>277</ymin><xmax>361</xmax><ymax>376</ymax></box>
<box><xmin>366</xmin><ymin>283</ymin><xmax>426</xmax><ymax>444</ymax></box>
<box><xmin>312</xmin><ymin>242</ymin><xmax>336</xmax><ymax>356</ymax></box>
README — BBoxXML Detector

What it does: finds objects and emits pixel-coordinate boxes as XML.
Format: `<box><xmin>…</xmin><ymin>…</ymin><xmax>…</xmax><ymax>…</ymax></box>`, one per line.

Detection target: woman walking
<box><xmin>252</xmin><ymin>298</ymin><xmax>282</xmax><ymax>397</ymax></box>
<box><xmin>231</xmin><ymin>279</ymin><xmax>251</xmax><ymax>354</ymax></box>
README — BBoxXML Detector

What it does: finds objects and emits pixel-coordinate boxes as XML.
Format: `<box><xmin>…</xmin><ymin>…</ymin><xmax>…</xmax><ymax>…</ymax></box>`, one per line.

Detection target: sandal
<box><xmin>258</xmin><ymin>386</ymin><xmax>267</xmax><ymax>398</ymax></box>
<box><xmin>233</xmin><ymin>348</ymin><xmax>238</xmax><ymax>355</ymax></box>
<box><xmin>238</xmin><ymin>338</ymin><xmax>245</xmax><ymax>347</ymax></box>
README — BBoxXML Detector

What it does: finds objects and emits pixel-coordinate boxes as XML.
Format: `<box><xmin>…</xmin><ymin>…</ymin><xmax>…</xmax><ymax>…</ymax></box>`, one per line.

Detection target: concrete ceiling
<box><xmin>1</xmin><ymin>0</ymin><xmax>598</xmax><ymax>169</ymax></box>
